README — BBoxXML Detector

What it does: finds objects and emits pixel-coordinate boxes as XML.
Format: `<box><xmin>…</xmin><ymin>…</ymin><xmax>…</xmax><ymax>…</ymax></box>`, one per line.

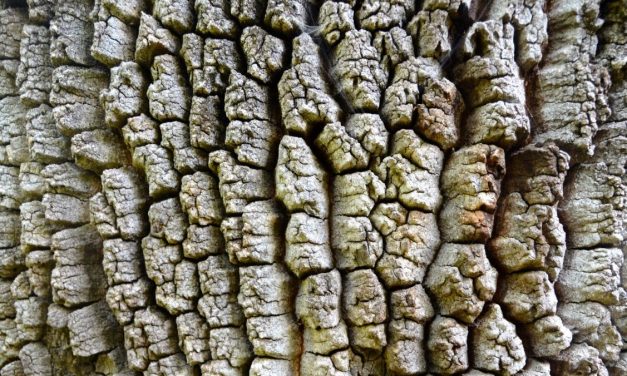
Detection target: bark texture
<box><xmin>0</xmin><ymin>0</ymin><xmax>625</xmax><ymax>375</ymax></box>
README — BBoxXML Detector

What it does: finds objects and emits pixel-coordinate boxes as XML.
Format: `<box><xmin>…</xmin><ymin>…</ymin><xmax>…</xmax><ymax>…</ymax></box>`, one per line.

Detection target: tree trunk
<box><xmin>0</xmin><ymin>0</ymin><xmax>625</xmax><ymax>375</ymax></box>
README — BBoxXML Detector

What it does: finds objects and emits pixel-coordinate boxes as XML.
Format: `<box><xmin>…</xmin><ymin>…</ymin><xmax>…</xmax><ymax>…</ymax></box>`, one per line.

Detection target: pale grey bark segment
<box><xmin>202</xmin><ymin>39</ymin><xmax>242</xmax><ymax>96</ymax></box>
<box><xmin>19</xmin><ymin>342</ymin><xmax>51</xmax><ymax>376</ymax></box>
<box><xmin>357</xmin><ymin>0</ymin><xmax>414</xmax><ymax>31</ymax></box>
<box><xmin>91</xmin><ymin>7</ymin><xmax>137</xmax><ymax>67</ymax></box>
<box><xmin>0</xmin><ymin>8</ymin><xmax>27</xmax><ymax>60</ymax></box>
<box><xmin>100</xmin><ymin>62</ymin><xmax>147</xmax><ymax>128</ymax></box>
<box><xmin>0</xmin><ymin>212</ymin><xmax>21</xmax><ymax>250</ymax></box>
<box><xmin>377</xmin><ymin>129</ymin><xmax>444</xmax><ymax>213</ymax></box>
<box><xmin>264</xmin><ymin>0</ymin><xmax>306</xmax><ymax>36</ymax></box>
<box><xmin>71</xmin><ymin>128</ymin><xmax>131</xmax><ymax>172</ymax></box>
<box><xmin>50</xmin><ymin>66</ymin><xmax>108</xmax><ymax>136</ymax></box>
<box><xmin>183</xmin><ymin>224</ymin><xmax>222</xmax><ymax>259</ymax></box>
<box><xmin>492</xmin><ymin>145</ymin><xmax>569</xmax><ymax>276</ymax></box>
<box><xmin>276</xmin><ymin>136</ymin><xmax>328</xmax><ymax>219</ymax></box>
<box><xmin>42</xmin><ymin>193</ymin><xmax>90</xmax><ymax>227</ymax></box>
<box><xmin>176</xmin><ymin>312</ymin><xmax>210</xmax><ymax>365</ymax></box>
<box><xmin>230</xmin><ymin>0</ymin><xmax>265</xmax><ymax>25</ymax></box>
<box><xmin>50</xmin><ymin>225</ymin><xmax>106</xmax><ymax>308</ymax></box>
<box><xmin>195</xmin><ymin>0</ymin><xmax>238</xmax><ymax>37</ymax></box>
<box><xmin>132</xmin><ymin>144</ymin><xmax>180</xmax><ymax>198</ymax></box>
<box><xmin>101</xmin><ymin>167</ymin><xmax>149</xmax><ymax>240</ymax></box>
<box><xmin>385</xmin><ymin>285</ymin><xmax>434</xmax><ymax>374</ymax></box>
<box><xmin>0</xmin><ymin>247</ymin><xmax>23</xmax><ymax>279</ymax></box>
<box><xmin>0</xmin><ymin>360</ymin><xmax>24</xmax><ymax>376</ymax></box>
<box><xmin>147</xmin><ymin>55</ymin><xmax>191</xmax><ymax>122</ymax></box>
<box><xmin>0</xmin><ymin>280</ymin><xmax>15</xmax><ymax>320</ymax></box>
<box><xmin>561</xmin><ymin>163</ymin><xmax>624</xmax><ymax>249</ymax></box>
<box><xmin>180</xmin><ymin>33</ymin><xmax>204</xmax><ymax>95</ymax></box>
<box><xmin>40</xmin><ymin>163</ymin><xmax>99</xmax><ymax>200</ymax></box>
<box><xmin>487</xmin><ymin>0</ymin><xmax>547</xmax><ymax>71</ymax></box>
<box><xmin>318</xmin><ymin>1</ymin><xmax>354</xmax><ymax>47</ymax></box>
<box><xmin>374</xmin><ymin>27</ymin><xmax>414</xmax><ymax>73</ymax></box>
<box><xmin>18</xmin><ymin>163</ymin><xmax>46</xmax><ymax>201</ymax></box>
<box><xmin>524</xmin><ymin>315</ymin><xmax>572</xmax><ymax>358</ymax></box>
<box><xmin>121</xmin><ymin>114</ymin><xmax>159</xmax><ymax>151</ymax></box>
<box><xmin>427</xmin><ymin>316</ymin><xmax>468</xmax><ymax>374</ymax></box>
<box><xmin>343</xmin><ymin>269</ymin><xmax>387</xmax><ymax>353</ymax></box>
<box><xmin>286</xmin><ymin>212</ymin><xmax>332</xmax><ymax>277</ymax></box>
<box><xmin>153</xmin><ymin>0</ymin><xmax>194</xmax><ymax>34</ymax></box>
<box><xmin>239</xmin><ymin>200</ymin><xmax>285</xmax><ymax>265</ymax></box>
<box><xmin>439</xmin><ymin>144</ymin><xmax>505</xmax><ymax>243</ymax></box>
<box><xmin>534</xmin><ymin>0</ymin><xmax>610</xmax><ymax>160</ymax></box>
<box><xmin>0</xmin><ymin>60</ymin><xmax>19</xmax><ymax>99</ymax></box>
<box><xmin>67</xmin><ymin>300</ymin><xmax>122</xmax><ymax>357</ymax></box>
<box><xmin>0</xmin><ymin>166</ymin><xmax>22</xmax><ymax>211</ymax></box>
<box><xmin>278</xmin><ymin>34</ymin><xmax>340</xmax><ymax>136</ymax></box>
<box><xmin>552</xmin><ymin>343</ymin><xmax>609</xmax><ymax>376</ymax></box>
<box><xmin>333</xmin><ymin>30</ymin><xmax>387</xmax><ymax>112</ymax></box>
<box><xmin>499</xmin><ymin>271</ymin><xmax>558</xmax><ymax>323</ymax></box>
<box><xmin>180</xmin><ymin>171</ymin><xmax>223</xmax><ymax>226</ymax></box>
<box><xmin>472</xmin><ymin>304</ymin><xmax>526</xmax><ymax>375</ymax></box>
<box><xmin>316</xmin><ymin>122</ymin><xmax>369</xmax><ymax>174</ymax></box>
<box><xmin>224</xmin><ymin>71</ymin><xmax>281</xmax><ymax>169</ymax></box>
<box><xmin>50</xmin><ymin>0</ymin><xmax>96</xmax><ymax>66</ymax></box>
<box><xmin>383</xmin><ymin>57</ymin><xmax>463</xmax><ymax>150</ymax></box>
<box><xmin>102</xmin><ymin>239</ymin><xmax>144</xmax><ymax>286</ymax></box>
<box><xmin>454</xmin><ymin>20</ymin><xmax>530</xmax><ymax>150</ymax></box>
<box><xmin>16</xmin><ymin>25</ymin><xmax>52</xmax><ymax>106</ymax></box>
<box><xmin>105</xmin><ymin>278</ymin><xmax>151</xmax><ymax>325</ymax></box>
<box><xmin>123</xmin><ymin>306</ymin><xmax>180</xmax><ymax>371</ymax></box>
<box><xmin>24</xmin><ymin>105</ymin><xmax>71</xmax><ymax>164</ymax></box>
<box><xmin>142</xmin><ymin>237</ymin><xmax>198</xmax><ymax>315</ymax></box>
<box><xmin>296</xmin><ymin>270</ymin><xmax>342</xmax><ymax>329</ymax></box>
<box><xmin>238</xmin><ymin>264</ymin><xmax>295</xmax><ymax>318</ymax></box>
<box><xmin>208</xmin><ymin>150</ymin><xmax>273</xmax><ymax>214</ymax></box>
<box><xmin>135</xmin><ymin>13</ymin><xmax>180</xmax><ymax>67</ymax></box>
<box><xmin>19</xmin><ymin>201</ymin><xmax>50</xmax><ymax>252</ymax></box>
<box><xmin>556</xmin><ymin>248</ymin><xmax>623</xmax><ymax>306</ymax></box>
<box><xmin>241</xmin><ymin>26</ymin><xmax>286</xmax><ymax>83</ymax></box>
<box><xmin>372</xmin><ymin>206</ymin><xmax>439</xmax><ymax>288</ymax></box>
<box><xmin>425</xmin><ymin>243</ymin><xmax>497</xmax><ymax>325</ymax></box>
<box><xmin>160</xmin><ymin>121</ymin><xmax>207</xmax><ymax>173</ymax></box>
<box><xmin>189</xmin><ymin>96</ymin><xmax>224</xmax><ymax>150</ymax></box>
<box><xmin>23</xmin><ymin>250</ymin><xmax>52</xmax><ymax>299</ymax></box>
<box><xmin>26</xmin><ymin>0</ymin><xmax>54</xmax><ymax>23</ymax></box>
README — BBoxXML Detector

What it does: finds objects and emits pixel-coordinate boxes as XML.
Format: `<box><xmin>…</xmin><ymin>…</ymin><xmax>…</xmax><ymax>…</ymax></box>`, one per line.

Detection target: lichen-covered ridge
<box><xmin>0</xmin><ymin>0</ymin><xmax>625</xmax><ymax>375</ymax></box>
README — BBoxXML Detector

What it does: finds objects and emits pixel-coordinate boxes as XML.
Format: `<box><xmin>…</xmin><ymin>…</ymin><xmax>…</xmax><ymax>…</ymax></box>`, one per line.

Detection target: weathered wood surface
<box><xmin>0</xmin><ymin>0</ymin><xmax>626</xmax><ymax>374</ymax></box>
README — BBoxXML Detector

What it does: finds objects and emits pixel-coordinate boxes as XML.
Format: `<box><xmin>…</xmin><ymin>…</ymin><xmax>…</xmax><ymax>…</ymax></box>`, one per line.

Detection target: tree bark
<box><xmin>0</xmin><ymin>0</ymin><xmax>625</xmax><ymax>375</ymax></box>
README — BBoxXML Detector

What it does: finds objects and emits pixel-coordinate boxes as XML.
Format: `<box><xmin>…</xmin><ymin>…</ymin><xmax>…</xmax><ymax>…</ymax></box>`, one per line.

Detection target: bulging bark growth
<box><xmin>0</xmin><ymin>0</ymin><xmax>625</xmax><ymax>375</ymax></box>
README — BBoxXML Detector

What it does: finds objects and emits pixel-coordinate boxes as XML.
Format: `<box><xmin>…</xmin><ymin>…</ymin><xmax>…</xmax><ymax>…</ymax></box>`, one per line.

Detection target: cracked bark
<box><xmin>0</xmin><ymin>0</ymin><xmax>626</xmax><ymax>375</ymax></box>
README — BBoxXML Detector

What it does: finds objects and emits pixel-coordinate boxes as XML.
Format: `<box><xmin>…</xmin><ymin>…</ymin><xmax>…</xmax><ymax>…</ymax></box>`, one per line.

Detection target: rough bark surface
<box><xmin>0</xmin><ymin>0</ymin><xmax>625</xmax><ymax>375</ymax></box>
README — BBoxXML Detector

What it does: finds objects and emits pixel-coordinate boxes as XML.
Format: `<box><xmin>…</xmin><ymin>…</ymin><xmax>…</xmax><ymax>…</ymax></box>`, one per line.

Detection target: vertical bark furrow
<box><xmin>548</xmin><ymin>1</ymin><xmax>626</xmax><ymax>374</ymax></box>
<box><xmin>486</xmin><ymin>0</ymin><xmax>548</xmax><ymax>73</ymax></box>
<box><xmin>188</xmin><ymin>13</ymin><xmax>253</xmax><ymax>373</ymax></box>
<box><xmin>42</xmin><ymin>1</ymin><xmax>132</xmax><ymax>374</ymax></box>
<box><xmin>432</xmin><ymin>14</ymin><xmax>536</xmax><ymax>375</ymax></box>
<box><xmin>491</xmin><ymin>144</ymin><xmax>573</xmax><ymax>360</ymax></box>
<box><xmin>95</xmin><ymin>1</ymin><xmax>200</xmax><ymax>374</ymax></box>
<box><xmin>532</xmin><ymin>0</ymin><xmax>611</xmax><ymax>162</ymax></box>
<box><xmin>597</xmin><ymin>3</ymin><xmax>627</xmax><ymax>373</ymax></box>
<box><xmin>91</xmin><ymin>4</ymin><xmax>179</xmax><ymax>373</ymax></box>
<box><xmin>2</xmin><ymin>5</ymin><xmax>57</xmax><ymax>376</ymax></box>
<box><xmin>0</xmin><ymin>5</ymin><xmax>28</xmax><ymax>374</ymax></box>
<box><xmin>274</xmin><ymin>11</ymin><xmax>338</xmax><ymax>372</ymax></box>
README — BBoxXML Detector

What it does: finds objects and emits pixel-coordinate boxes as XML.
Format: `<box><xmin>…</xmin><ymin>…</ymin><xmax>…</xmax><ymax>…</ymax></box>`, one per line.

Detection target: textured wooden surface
<box><xmin>0</xmin><ymin>0</ymin><xmax>625</xmax><ymax>374</ymax></box>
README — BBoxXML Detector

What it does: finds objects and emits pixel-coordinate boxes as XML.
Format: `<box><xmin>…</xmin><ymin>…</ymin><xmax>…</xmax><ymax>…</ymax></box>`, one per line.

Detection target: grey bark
<box><xmin>0</xmin><ymin>0</ymin><xmax>626</xmax><ymax>375</ymax></box>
